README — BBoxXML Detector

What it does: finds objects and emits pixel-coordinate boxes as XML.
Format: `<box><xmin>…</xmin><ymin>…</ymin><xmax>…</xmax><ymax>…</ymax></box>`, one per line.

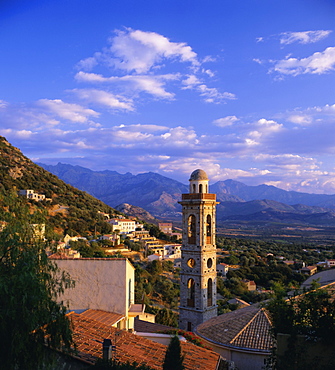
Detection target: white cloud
<box><xmin>280</xmin><ymin>30</ymin><xmax>332</xmax><ymax>45</ymax></box>
<box><xmin>75</xmin><ymin>71</ymin><xmax>178</xmax><ymax>99</ymax></box>
<box><xmin>273</xmin><ymin>46</ymin><xmax>335</xmax><ymax>76</ymax></box>
<box><xmin>72</xmin><ymin>89</ymin><xmax>134</xmax><ymax>111</ymax></box>
<box><xmin>0</xmin><ymin>100</ymin><xmax>8</xmax><ymax>109</ymax></box>
<box><xmin>197</xmin><ymin>84</ymin><xmax>236</xmax><ymax>103</ymax></box>
<box><xmin>37</xmin><ymin>99</ymin><xmax>99</xmax><ymax>123</ymax></box>
<box><xmin>181</xmin><ymin>75</ymin><xmax>202</xmax><ymax>89</ymax></box>
<box><xmin>76</xmin><ymin>28</ymin><xmax>200</xmax><ymax>74</ymax></box>
<box><xmin>213</xmin><ymin>116</ymin><xmax>239</xmax><ymax>127</ymax></box>
<box><xmin>287</xmin><ymin>114</ymin><xmax>313</xmax><ymax>125</ymax></box>
<box><xmin>75</xmin><ymin>28</ymin><xmax>232</xmax><ymax>105</ymax></box>
<box><xmin>252</xmin><ymin>119</ymin><xmax>283</xmax><ymax>137</ymax></box>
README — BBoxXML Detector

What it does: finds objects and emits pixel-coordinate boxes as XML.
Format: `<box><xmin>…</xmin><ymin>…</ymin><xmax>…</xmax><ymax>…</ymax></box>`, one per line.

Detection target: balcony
<box><xmin>182</xmin><ymin>193</ymin><xmax>216</xmax><ymax>200</ymax></box>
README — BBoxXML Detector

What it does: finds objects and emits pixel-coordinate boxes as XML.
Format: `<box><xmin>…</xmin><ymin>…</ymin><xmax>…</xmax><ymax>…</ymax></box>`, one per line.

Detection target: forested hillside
<box><xmin>0</xmin><ymin>136</ymin><xmax>120</xmax><ymax>238</ymax></box>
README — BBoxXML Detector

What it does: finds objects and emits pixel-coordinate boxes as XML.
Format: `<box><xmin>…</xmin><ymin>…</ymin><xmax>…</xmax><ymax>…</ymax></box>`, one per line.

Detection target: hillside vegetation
<box><xmin>0</xmin><ymin>136</ymin><xmax>120</xmax><ymax>238</ymax></box>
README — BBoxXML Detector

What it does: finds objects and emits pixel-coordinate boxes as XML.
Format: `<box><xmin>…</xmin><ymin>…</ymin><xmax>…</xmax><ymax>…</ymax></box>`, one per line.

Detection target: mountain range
<box><xmin>39</xmin><ymin>163</ymin><xmax>335</xmax><ymax>227</ymax></box>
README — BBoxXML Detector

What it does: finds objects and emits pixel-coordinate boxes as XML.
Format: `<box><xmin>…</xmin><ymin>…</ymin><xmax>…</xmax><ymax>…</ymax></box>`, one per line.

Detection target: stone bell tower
<box><xmin>178</xmin><ymin>169</ymin><xmax>219</xmax><ymax>332</ymax></box>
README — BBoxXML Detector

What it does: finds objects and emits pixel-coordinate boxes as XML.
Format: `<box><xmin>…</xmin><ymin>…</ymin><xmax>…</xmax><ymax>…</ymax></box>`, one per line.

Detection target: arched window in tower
<box><xmin>192</xmin><ymin>184</ymin><xmax>196</xmax><ymax>193</ymax></box>
<box><xmin>206</xmin><ymin>214</ymin><xmax>212</xmax><ymax>244</ymax></box>
<box><xmin>187</xmin><ymin>278</ymin><xmax>195</xmax><ymax>307</ymax></box>
<box><xmin>207</xmin><ymin>278</ymin><xmax>213</xmax><ymax>307</ymax></box>
<box><xmin>199</xmin><ymin>184</ymin><xmax>203</xmax><ymax>193</ymax></box>
<box><xmin>206</xmin><ymin>184</ymin><xmax>208</xmax><ymax>193</ymax></box>
<box><xmin>188</xmin><ymin>214</ymin><xmax>196</xmax><ymax>244</ymax></box>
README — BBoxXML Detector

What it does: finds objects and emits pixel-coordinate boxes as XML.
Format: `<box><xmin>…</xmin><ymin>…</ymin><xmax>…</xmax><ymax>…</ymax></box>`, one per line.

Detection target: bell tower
<box><xmin>178</xmin><ymin>169</ymin><xmax>218</xmax><ymax>332</ymax></box>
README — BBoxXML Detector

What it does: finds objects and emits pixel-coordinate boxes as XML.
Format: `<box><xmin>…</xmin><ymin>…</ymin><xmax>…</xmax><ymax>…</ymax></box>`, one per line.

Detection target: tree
<box><xmin>0</xmin><ymin>193</ymin><xmax>74</xmax><ymax>369</ymax></box>
<box><xmin>163</xmin><ymin>335</ymin><xmax>184</xmax><ymax>370</ymax></box>
<box><xmin>265</xmin><ymin>282</ymin><xmax>335</xmax><ymax>369</ymax></box>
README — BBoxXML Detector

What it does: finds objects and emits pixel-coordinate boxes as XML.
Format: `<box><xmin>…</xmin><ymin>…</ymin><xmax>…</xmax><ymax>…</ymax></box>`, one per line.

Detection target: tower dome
<box><xmin>189</xmin><ymin>169</ymin><xmax>208</xmax><ymax>181</ymax></box>
<box><xmin>189</xmin><ymin>169</ymin><xmax>209</xmax><ymax>194</ymax></box>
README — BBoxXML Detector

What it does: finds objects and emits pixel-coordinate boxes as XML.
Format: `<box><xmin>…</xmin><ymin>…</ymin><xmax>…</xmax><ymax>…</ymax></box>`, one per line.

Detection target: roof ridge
<box><xmin>229</xmin><ymin>307</ymin><xmax>263</xmax><ymax>344</ymax></box>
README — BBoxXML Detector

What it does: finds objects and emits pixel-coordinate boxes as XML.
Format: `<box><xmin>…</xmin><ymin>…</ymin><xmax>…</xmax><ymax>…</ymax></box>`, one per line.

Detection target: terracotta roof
<box><xmin>134</xmin><ymin>318</ymin><xmax>172</xmax><ymax>333</ymax></box>
<box><xmin>67</xmin><ymin>312</ymin><xmax>220</xmax><ymax>370</ymax></box>
<box><xmin>79</xmin><ymin>309</ymin><xmax>124</xmax><ymax>326</ymax></box>
<box><xmin>195</xmin><ymin>305</ymin><xmax>273</xmax><ymax>353</ymax></box>
<box><xmin>227</xmin><ymin>298</ymin><xmax>250</xmax><ymax>308</ymax></box>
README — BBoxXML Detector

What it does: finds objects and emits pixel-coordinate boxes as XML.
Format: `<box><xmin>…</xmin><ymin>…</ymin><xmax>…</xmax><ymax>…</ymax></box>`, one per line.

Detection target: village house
<box><xmin>217</xmin><ymin>262</ymin><xmax>229</xmax><ymax>276</ymax></box>
<box><xmin>107</xmin><ymin>218</ymin><xmax>143</xmax><ymax>234</ymax></box>
<box><xmin>158</xmin><ymin>222</ymin><xmax>173</xmax><ymax>234</ymax></box>
<box><xmin>99</xmin><ymin>233</ymin><xmax>120</xmax><ymax>245</ymax></box>
<box><xmin>243</xmin><ymin>279</ymin><xmax>257</xmax><ymax>291</ymax></box>
<box><xmin>326</xmin><ymin>259</ymin><xmax>335</xmax><ymax>269</ymax></box>
<box><xmin>18</xmin><ymin>189</ymin><xmax>47</xmax><ymax>201</ymax></box>
<box><xmin>300</xmin><ymin>265</ymin><xmax>317</xmax><ymax>276</ymax></box>
<box><xmin>195</xmin><ymin>305</ymin><xmax>273</xmax><ymax>370</ymax></box>
<box><xmin>51</xmin><ymin>257</ymin><xmax>144</xmax><ymax>331</ymax></box>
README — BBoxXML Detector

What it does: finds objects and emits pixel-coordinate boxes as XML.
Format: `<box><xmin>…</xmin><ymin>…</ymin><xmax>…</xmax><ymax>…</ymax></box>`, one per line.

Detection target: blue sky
<box><xmin>1</xmin><ymin>0</ymin><xmax>335</xmax><ymax>193</ymax></box>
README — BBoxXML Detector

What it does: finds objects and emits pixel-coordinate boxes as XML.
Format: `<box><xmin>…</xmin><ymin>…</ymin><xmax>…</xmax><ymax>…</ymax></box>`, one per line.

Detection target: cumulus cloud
<box><xmin>75</xmin><ymin>71</ymin><xmax>178</xmax><ymax>99</ymax></box>
<box><xmin>272</xmin><ymin>46</ymin><xmax>335</xmax><ymax>76</ymax></box>
<box><xmin>77</xmin><ymin>28</ymin><xmax>199</xmax><ymax>74</ymax></box>
<box><xmin>72</xmin><ymin>89</ymin><xmax>134</xmax><ymax>110</ymax></box>
<box><xmin>37</xmin><ymin>99</ymin><xmax>99</xmax><ymax>123</ymax></box>
<box><xmin>213</xmin><ymin>116</ymin><xmax>239</xmax><ymax>127</ymax></box>
<box><xmin>279</xmin><ymin>30</ymin><xmax>332</xmax><ymax>45</ymax></box>
<box><xmin>74</xmin><ymin>28</ymin><xmax>234</xmax><ymax>104</ymax></box>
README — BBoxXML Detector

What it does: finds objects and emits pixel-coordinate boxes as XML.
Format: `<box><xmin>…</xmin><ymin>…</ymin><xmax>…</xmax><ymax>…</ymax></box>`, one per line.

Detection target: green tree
<box><xmin>163</xmin><ymin>335</ymin><xmax>184</xmax><ymax>370</ymax></box>
<box><xmin>0</xmin><ymin>193</ymin><xmax>74</xmax><ymax>369</ymax></box>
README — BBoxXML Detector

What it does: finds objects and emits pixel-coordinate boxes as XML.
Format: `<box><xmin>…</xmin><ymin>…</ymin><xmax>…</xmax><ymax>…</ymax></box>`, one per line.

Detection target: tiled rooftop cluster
<box><xmin>67</xmin><ymin>310</ymin><xmax>221</xmax><ymax>370</ymax></box>
<box><xmin>195</xmin><ymin>305</ymin><xmax>273</xmax><ymax>353</ymax></box>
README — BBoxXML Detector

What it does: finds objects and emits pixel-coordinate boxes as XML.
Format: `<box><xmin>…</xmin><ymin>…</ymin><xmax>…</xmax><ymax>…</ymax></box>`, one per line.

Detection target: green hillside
<box><xmin>0</xmin><ymin>136</ymin><xmax>120</xmax><ymax>238</ymax></box>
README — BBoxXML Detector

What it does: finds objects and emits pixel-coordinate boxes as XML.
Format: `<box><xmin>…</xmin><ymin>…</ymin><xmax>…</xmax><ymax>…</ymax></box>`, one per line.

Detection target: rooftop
<box><xmin>67</xmin><ymin>312</ymin><xmax>221</xmax><ymax>370</ymax></box>
<box><xmin>195</xmin><ymin>305</ymin><xmax>273</xmax><ymax>353</ymax></box>
<box><xmin>79</xmin><ymin>309</ymin><xmax>124</xmax><ymax>326</ymax></box>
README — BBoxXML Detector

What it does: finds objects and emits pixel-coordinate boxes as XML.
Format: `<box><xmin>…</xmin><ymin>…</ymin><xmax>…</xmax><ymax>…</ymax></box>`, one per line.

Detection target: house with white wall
<box><xmin>52</xmin><ymin>257</ymin><xmax>144</xmax><ymax>330</ymax></box>
<box><xmin>108</xmin><ymin>218</ymin><xmax>143</xmax><ymax>234</ymax></box>
<box><xmin>19</xmin><ymin>189</ymin><xmax>46</xmax><ymax>201</ymax></box>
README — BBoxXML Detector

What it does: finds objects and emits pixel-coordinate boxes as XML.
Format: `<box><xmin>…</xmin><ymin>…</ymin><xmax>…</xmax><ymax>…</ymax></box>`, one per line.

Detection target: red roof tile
<box><xmin>68</xmin><ymin>312</ymin><xmax>221</xmax><ymax>370</ymax></box>
<box><xmin>195</xmin><ymin>305</ymin><xmax>273</xmax><ymax>353</ymax></box>
<box><xmin>79</xmin><ymin>309</ymin><xmax>124</xmax><ymax>326</ymax></box>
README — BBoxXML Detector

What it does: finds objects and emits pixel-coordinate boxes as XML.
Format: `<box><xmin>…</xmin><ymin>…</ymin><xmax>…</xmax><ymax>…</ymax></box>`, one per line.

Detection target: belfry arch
<box><xmin>188</xmin><ymin>214</ymin><xmax>196</xmax><ymax>244</ymax></box>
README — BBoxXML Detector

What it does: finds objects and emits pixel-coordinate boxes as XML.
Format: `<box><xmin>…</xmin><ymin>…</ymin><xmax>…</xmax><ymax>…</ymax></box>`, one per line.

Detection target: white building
<box><xmin>108</xmin><ymin>218</ymin><xmax>143</xmax><ymax>234</ymax></box>
<box><xmin>52</xmin><ymin>257</ymin><xmax>144</xmax><ymax>330</ymax></box>
<box><xmin>19</xmin><ymin>189</ymin><xmax>45</xmax><ymax>201</ymax></box>
<box><xmin>217</xmin><ymin>263</ymin><xmax>229</xmax><ymax>276</ymax></box>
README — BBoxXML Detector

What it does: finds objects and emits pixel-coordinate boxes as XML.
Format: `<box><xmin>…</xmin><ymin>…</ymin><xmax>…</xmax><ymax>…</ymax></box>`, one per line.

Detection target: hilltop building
<box><xmin>178</xmin><ymin>169</ymin><xmax>219</xmax><ymax>331</ymax></box>
<box><xmin>18</xmin><ymin>189</ymin><xmax>46</xmax><ymax>201</ymax></box>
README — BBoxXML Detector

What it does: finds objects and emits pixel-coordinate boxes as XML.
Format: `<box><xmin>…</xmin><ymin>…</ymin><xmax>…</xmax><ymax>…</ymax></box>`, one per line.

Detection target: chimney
<box><xmin>103</xmin><ymin>339</ymin><xmax>112</xmax><ymax>361</ymax></box>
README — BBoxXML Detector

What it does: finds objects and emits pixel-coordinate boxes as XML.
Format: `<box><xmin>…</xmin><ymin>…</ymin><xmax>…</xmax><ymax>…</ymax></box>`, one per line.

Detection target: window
<box><xmin>187</xmin><ymin>279</ymin><xmax>195</xmax><ymax>307</ymax></box>
<box><xmin>199</xmin><ymin>184</ymin><xmax>203</xmax><ymax>193</ymax></box>
<box><xmin>206</xmin><ymin>215</ymin><xmax>212</xmax><ymax>244</ymax></box>
<box><xmin>207</xmin><ymin>278</ymin><xmax>213</xmax><ymax>307</ymax></box>
<box><xmin>128</xmin><ymin>279</ymin><xmax>132</xmax><ymax>307</ymax></box>
<box><xmin>188</xmin><ymin>215</ymin><xmax>196</xmax><ymax>244</ymax></box>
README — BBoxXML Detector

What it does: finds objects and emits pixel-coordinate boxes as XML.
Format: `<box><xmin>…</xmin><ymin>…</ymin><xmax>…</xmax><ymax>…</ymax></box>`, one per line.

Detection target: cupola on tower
<box><xmin>178</xmin><ymin>169</ymin><xmax>219</xmax><ymax>332</ymax></box>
